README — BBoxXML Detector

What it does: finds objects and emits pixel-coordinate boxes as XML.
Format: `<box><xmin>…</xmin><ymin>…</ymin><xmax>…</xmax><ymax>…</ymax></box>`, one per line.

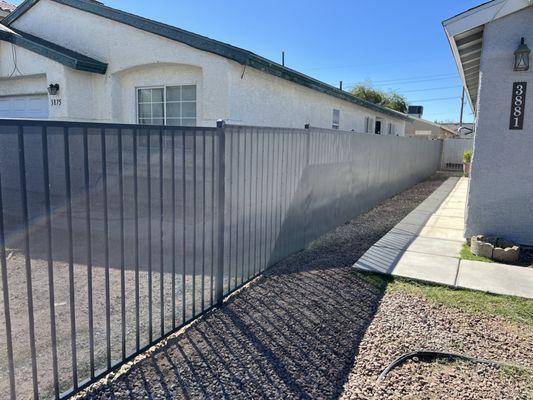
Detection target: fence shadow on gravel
<box><xmin>91</xmin><ymin>266</ymin><xmax>387</xmax><ymax>399</ymax></box>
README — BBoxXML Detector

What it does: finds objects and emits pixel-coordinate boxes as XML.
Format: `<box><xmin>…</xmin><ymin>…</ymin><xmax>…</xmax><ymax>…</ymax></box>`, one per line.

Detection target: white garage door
<box><xmin>0</xmin><ymin>95</ymin><xmax>49</xmax><ymax>119</ymax></box>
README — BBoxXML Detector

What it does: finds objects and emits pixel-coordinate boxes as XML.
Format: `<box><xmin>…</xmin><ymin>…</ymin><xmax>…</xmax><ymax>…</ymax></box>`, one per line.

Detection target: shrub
<box><xmin>463</xmin><ymin>150</ymin><xmax>472</xmax><ymax>163</ymax></box>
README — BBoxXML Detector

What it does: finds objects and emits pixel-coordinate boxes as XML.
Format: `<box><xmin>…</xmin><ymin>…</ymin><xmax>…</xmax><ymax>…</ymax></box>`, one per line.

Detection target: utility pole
<box><xmin>459</xmin><ymin>87</ymin><xmax>465</xmax><ymax>126</ymax></box>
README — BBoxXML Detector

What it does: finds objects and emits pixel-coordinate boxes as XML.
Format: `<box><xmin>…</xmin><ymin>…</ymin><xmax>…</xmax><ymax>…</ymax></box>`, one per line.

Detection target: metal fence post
<box><xmin>215</xmin><ymin>120</ymin><xmax>226</xmax><ymax>306</ymax></box>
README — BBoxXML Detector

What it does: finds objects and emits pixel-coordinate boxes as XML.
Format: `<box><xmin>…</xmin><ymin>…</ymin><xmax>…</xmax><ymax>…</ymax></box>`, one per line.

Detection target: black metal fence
<box><xmin>0</xmin><ymin>119</ymin><xmax>442</xmax><ymax>399</ymax></box>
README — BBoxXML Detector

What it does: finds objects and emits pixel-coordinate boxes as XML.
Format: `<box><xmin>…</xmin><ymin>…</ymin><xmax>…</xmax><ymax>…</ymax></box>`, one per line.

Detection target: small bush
<box><xmin>463</xmin><ymin>150</ymin><xmax>472</xmax><ymax>163</ymax></box>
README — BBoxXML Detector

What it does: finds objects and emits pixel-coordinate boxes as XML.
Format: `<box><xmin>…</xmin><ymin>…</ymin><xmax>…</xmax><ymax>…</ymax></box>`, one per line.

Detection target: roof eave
<box><xmin>443</xmin><ymin>27</ymin><xmax>477</xmax><ymax>113</ymax></box>
<box><xmin>4</xmin><ymin>0</ymin><xmax>408</xmax><ymax>120</ymax></box>
<box><xmin>0</xmin><ymin>27</ymin><xmax>108</xmax><ymax>74</ymax></box>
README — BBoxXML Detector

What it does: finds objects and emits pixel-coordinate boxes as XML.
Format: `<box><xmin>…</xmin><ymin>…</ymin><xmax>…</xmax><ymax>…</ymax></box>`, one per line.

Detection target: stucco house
<box><xmin>0</xmin><ymin>0</ymin><xmax>409</xmax><ymax>133</ymax></box>
<box><xmin>405</xmin><ymin>117</ymin><xmax>456</xmax><ymax>139</ymax></box>
<box><xmin>444</xmin><ymin>0</ymin><xmax>533</xmax><ymax>245</ymax></box>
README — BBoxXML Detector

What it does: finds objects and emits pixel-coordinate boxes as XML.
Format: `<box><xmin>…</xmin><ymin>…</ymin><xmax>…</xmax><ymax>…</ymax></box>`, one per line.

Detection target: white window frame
<box><xmin>136</xmin><ymin>84</ymin><xmax>197</xmax><ymax>126</ymax></box>
<box><xmin>332</xmin><ymin>109</ymin><xmax>340</xmax><ymax>130</ymax></box>
<box><xmin>365</xmin><ymin>116</ymin><xmax>374</xmax><ymax>133</ymax></box>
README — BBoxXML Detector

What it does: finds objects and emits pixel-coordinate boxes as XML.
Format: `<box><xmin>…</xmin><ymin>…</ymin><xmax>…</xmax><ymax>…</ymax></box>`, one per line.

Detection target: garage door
<box><xmin>0</xmin><ymin>95</ymin><xmax>49</xmax><ymax>119</ymax></box>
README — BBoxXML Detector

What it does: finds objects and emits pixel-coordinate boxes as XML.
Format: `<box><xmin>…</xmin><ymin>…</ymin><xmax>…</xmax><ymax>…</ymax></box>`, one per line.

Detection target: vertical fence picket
<box><xmin>64</xmin><ymin>127</ymin><xmax>78</xmax><ymax>389</ymax></box>
<box><xmin>210</xmin><ymin>132</ymin><xmax>216</xmax><ymax>305</ymax></box>
<box><xmin>42</xmin><ymin>127</ymin><xmax>60</xmax><ymax>398</ymax></box>
<box><xmin>171</xmin><ymin>134</ymin><xmax>176</xmax><ymax>328</ymax></box>
<box><xmin>101</xmin><ymin>128</ymin><xmax>112</xmax><ymax>370</ymax></box>
<box><xmin>159</xmin><ymin>129</ymin><xmax>164</xmax><ymax>337</ymax></box>
<box><xmin>247</xmin><ymin>129</ymin><xmax>253</xmax><ymax>279</ymax></box>
<box><xmin>201</xmin><ymin>131</ymin><xmax>206</xmax><ymax>311</ymax></box>
<box><xmin>83</xmin><ymin>128</ymin><xmax>96</xmax><ymax>378</ymax></box>
<box><xmin>192</xmin><ymin>130</ymin><xmax>197</xmax><ymax>317</ymax></box>
<box><xmin>133</xmin><ymin>130</ymin><xmax>140</xmax><ymax>352</ymax></box>
<box><xmin>214</xmin><ymin>121</ymin><xmax>225</xmax><ymax>305</ymax></box>
<box><xmin>18</xmin><ymin>127</ymin><xmax>39</xmax><ymax>399</ymax></box>
<box><xmin>259</xmin><ymin>132</ymin><xmax>265</xmax><ymax>272</ymax></box>
<box><xmin>0</xmin><ymin>168</ymin><xmax>16</xmax><ymax>400</ymax></box>
<box><xmin>253</xmin><ymin>128</ymin><xmax>260</xmax><ymax>276</ymax></box>
<box><xmin>234</xmin><ymin>129</ymin><xmax>240</xmax><ymax>289</ymax></box>
<box><xmin>118</xmin><ymin>129</ymin><xmax>126</xmax><ymax>360</ymax></box>
<box><xmin>227</xmin><ymin>131</ymin><xmax>233</xmax><ymax>293</ymax></box>
<box><xmin>146</xmin><ymin>131</ymin><xmax>153</xmax><ymax>342</ymax></box>
<box><xmin>241</xmin><ymin>129</ymin><xmax>246</xmax><ymax>284</ymax></box>
<box><xmin>181</xmin><ymin>131</ymin><xmax>187</xmax><ymax>323</ymax></box>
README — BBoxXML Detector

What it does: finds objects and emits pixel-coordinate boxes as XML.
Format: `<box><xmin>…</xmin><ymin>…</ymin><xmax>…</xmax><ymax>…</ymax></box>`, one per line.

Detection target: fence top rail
<box><xmin>225</xmin><ymin>124</ymin><xmax>369</xmax><ymax>135</ymax></box>
<box><xmin>225</xmin><ymin>124</ymin><xmax>309</xmax><ymax>133</ymax></box>
<box><xmin>0</xmin><ymin>118</ymin><xmax>219</xmax><ymax>133</ymax></box>
<box><xmin>225</xmin><ymin>124</ymin><xmax>441</xmax><ymax>141</ymax></box>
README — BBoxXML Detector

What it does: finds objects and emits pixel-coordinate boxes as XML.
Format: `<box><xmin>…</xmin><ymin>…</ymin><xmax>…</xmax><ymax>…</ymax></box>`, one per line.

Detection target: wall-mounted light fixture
<box><xmin>514</xmin><ymin>37</ymin><xmax>530</xmax><ymax>71</ymax></box>
<box><xmin>47</xmin><ymin>83</ymin><xmax>60</xmax><ymax>95</ymax></box>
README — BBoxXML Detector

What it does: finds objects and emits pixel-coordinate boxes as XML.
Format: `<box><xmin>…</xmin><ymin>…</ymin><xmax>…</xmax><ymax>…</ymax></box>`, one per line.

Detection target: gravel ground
<box><xmin>340</xmin><ymin>290</ymin><xmax>532</xmax><ymax>400</ymax></box>
<box><xmin>0</xmin><ymin>255</ymin><xmax>214</xmax><ymax>399</ymax></box>
<box><xmin>76</xmin><ymin>174</ymin><xmax>457</xmax><ymax>399</ymax></box>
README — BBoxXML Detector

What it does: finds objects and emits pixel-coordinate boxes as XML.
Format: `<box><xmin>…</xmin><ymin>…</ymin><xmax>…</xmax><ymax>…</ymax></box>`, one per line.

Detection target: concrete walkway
<box><xmin>353</xmin><ymin>177</ymin><xmax>533</xmax><ymax>299</ymax></box>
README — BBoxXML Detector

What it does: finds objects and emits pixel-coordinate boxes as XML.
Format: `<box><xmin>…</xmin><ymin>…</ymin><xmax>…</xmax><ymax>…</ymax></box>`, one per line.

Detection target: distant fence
<box><xmin>0</xmin><ymin>120</ymin><xmax>442</xmax><ymax>399</ymax></box>
<box><xmin>441</xmin><ymin>138</ymin><xmax>473</xmax><ymax>171</ymax></box>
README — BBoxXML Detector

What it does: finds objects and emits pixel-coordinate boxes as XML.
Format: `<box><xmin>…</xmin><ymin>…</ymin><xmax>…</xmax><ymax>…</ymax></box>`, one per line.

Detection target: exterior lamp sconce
<box><xmin>47</xmin><ymin>83</ymin><xmax>60</xmax><ymax>95</ymax></box>
<box><xmin>514</xmin><ymin>37</ymin><xmax>530</xmax><ymax>71</ymax></box>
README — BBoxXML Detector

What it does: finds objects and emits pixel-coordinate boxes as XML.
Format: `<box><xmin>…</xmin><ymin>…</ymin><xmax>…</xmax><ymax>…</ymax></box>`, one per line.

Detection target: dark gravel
<box><xmin>77</xmin><ymin>174</ymin><xmax>449</xmax><ymax>399</ymax></box>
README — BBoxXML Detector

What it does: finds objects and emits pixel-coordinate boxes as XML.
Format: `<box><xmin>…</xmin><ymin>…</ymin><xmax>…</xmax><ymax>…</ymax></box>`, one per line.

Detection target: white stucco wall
<box><xmin>0</xmin><ymin>40</ymin><xmax>68</xmax><ymax>118</ymax></box>
<box><xmin>1</xmin><ymin>0</ymin><xmax>406</xmax><ymax>132</ymax></box>
<box><xmin>465</xmin><ymin>6</ymin><xmax>533</xmax><ymax>245</ymax></box>
<box><xmin>227</xmin><ymin>61</ymin><xmax>406</xmax><ymax>132</ymax></box>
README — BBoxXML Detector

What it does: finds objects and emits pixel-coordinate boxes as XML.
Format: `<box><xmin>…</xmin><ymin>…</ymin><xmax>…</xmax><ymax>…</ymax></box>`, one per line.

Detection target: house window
<box><xmin>332</xmin><ymin>109</ymin><xmax>340</xmax><ymax>129</ymax></box>
<box><xmin>365</xmin><ymin>116</ymin><xmax>374</xmax><ymax>133</ymax></box>
<box><xmin>388</xmin><ymin>122</ymin><xmax>394</xmax><ymax>135</ymax></box>
<box><xmin>137</xmin><ymin>85</ymin><xmax>197</xmax><ymax>126</ymax></box>
<box><xmin>375</xmin><ymin>120</ymin><xmax>382</xmax><ymax>134</ymax></box>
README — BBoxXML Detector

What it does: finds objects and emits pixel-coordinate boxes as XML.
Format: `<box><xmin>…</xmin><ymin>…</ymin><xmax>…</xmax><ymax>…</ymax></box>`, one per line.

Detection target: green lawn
<box><xmin>459</xmin><ymin>243</ymin><xmax>494</xmax><ymax>263</ymax></box>
<box><xmin>354</xmin><ymin>272</ymin><xmax>533</xmax><ymax>326</ymax></box>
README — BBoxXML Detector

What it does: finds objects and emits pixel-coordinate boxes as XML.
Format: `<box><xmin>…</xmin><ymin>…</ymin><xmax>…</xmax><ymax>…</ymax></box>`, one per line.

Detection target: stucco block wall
<box><xmin>2</xmin><ymin>0</ymin><xmax>407</xmax><ymax>132</ymax></box>
<box><xmin>465</xmin><ymin>7</ymin><xmax>533</xmax><ymax>245</ymax></box>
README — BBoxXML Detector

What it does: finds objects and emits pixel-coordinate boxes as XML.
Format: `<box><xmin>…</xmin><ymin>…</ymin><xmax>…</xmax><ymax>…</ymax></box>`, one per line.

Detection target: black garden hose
<box><xmin>378</xmin><ymin>350</ymin><xmax>519</xmax><ymax>382</ymax></box>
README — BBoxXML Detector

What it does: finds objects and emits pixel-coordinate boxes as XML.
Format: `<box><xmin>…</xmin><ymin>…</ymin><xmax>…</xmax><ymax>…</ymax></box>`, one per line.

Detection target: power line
<box><xmin>409</xmin><ymin>96</ymin><xmax>461</xmax><ymax>103</ymax></box>
<box><xmin>395</xmin><ymin>85</ymin><xmax>462</xmax><ymax>94</ymax></box>
<box><xmin>345</xmin><ymin>75</ymin><xmax>460</xmax><ymax>89</ymax></box>
<box><xmin>303</xmin><ymin>57</ymin><xmax>431</xmax><ymax>71</ymax></box>
<box><xmin>373</xmin><ymin>76</ymin><xmax>460</xmax><ymax>86</ymax></box>
<box><xmin>370</xmin><ymin>73</ymin><xmax>457</xmax><ymax>84</ymax></box>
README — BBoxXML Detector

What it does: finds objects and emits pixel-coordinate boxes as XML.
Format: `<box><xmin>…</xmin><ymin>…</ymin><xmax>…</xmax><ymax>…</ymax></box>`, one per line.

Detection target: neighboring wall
<box><xmin>3</xmin><ymin>0</ymin><xmax>407</xmax><ymax>132</ymax></box>
<box><xmin>466</xmin><ymin>7</ymin><xmax>533</xmax><ymax>245</ymax></box>
<box><xmin>441</xmin><ymin>138</ymin><xmax>473</xmax><ymax>170</ymax></box>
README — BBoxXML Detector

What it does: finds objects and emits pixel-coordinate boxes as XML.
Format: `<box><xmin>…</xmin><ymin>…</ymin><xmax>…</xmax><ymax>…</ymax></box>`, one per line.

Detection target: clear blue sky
<box><xmin>15</xmin><ymin>0</ymin><xmax>482</xmax><ymax>122</ymax></box>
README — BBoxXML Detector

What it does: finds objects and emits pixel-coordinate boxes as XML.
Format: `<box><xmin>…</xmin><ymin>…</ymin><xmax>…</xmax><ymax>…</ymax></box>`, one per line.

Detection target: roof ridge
<box><xmin>4</xmin><ymin>0</ymin><xmax>409</xmax><ymax>120</ymax></box>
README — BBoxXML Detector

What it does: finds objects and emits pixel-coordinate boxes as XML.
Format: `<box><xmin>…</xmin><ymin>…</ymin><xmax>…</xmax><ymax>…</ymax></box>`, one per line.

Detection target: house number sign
<box><xmin>509</xmin><ymin>82</ymin><xmax>527</xmax><ymax>130</ymax></box>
